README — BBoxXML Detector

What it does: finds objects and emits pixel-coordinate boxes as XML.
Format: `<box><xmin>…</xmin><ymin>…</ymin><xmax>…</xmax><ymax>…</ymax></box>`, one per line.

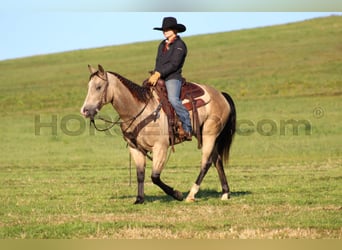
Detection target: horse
<box><xmin>81</xmin><ymin>64</ymin><xmax>236</xmax><ymax>204</ymax></box>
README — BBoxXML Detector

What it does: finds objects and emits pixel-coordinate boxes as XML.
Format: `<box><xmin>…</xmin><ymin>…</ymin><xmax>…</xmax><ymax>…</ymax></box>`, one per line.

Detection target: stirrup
<box><xmin>184</xmin><ymin>131</ymin><xmax>192</xmax><ymax>141</ymax></box>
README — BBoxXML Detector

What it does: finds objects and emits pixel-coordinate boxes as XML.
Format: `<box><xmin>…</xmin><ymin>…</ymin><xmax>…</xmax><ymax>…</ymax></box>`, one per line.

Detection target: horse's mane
<box><xmin>88</xmin><ymin>70</ymin><xmax>151</xmax><ymax>103</ymax></box>
<box><xmin>109</xmin><ymin>72</ymin><xmax>152</xmax><ymax>103</ymax></box>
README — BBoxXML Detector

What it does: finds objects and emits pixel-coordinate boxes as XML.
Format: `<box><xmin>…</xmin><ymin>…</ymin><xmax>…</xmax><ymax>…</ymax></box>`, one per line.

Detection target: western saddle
<box><xmin>143</xmin><ymin>78</ymin><xmax>207</xmax><ymax>150</ymax></box>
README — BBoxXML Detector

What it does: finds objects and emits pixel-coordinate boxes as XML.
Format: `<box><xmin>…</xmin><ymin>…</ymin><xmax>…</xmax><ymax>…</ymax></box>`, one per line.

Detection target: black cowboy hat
<box><xmin>153</xmin><ymin>17</ymin><xmax>186</xmax><ymax>33</ymax></box>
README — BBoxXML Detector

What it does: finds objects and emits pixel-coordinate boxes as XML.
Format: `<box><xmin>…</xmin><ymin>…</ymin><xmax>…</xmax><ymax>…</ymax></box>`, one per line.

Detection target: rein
<box><xmin>90</xmin><ymin>100</ymin><xmax>150</xmax><ymax>133</ymax></box>
<box><xmin>89</xmin><ymin>72</ymin><xmax>162</xmax><ymax>161</ymax></box>
<box><xmin>90</xmin><ymin>71</ymin><xmax>149</xmax><ymax>132</ymax></box>
<box><xmin>86</xmin><ymin>69</ymin><xmax>175</xmax><ymax>187</ymax></box>
<box><xmin>90</xmin><ymin>116</ymin><xmax>120</xmax><ymax>132</ymax></box>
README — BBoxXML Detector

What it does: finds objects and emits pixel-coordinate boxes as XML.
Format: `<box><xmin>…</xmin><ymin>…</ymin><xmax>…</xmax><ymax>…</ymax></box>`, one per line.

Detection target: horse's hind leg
<box><xmin>185</xmin><ymin>160</ymin><xmax>212</xmax><ymax>202</ymax></box>
<box><xmin>213</xmin><ymin>151</ymin><xmax>230</xmax><ymax>200</ymax></box>
<box><xmin>185</xmin><ymin>143</ymin><xmax>230</xmax><ymax>202</ymax></box>
<box><xmin>185</xmin><ymin>135</ymin><xmax>216</xmax><ymax>202</ymax></box>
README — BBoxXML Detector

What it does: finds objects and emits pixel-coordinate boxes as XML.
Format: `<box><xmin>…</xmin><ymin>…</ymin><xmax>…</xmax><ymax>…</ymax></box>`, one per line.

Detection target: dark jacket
<box><xmin>154</xmin><ymin>36</ymin><xmax>187</xmax><ymax>81</ymax></box>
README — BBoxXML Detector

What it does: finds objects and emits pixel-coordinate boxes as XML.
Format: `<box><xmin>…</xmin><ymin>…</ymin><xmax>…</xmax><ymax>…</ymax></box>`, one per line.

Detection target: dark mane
<box><xmin>108</xmin><ymin>71</ymin><xmax>152</xmax><ymax>103</ymax></box>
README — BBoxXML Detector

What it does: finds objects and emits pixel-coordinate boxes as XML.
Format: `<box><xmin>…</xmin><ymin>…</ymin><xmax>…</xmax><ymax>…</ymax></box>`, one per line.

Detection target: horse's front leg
<box><xmin>129</xmin><ymin>147</ymin><xmax>146</xmax><ymax>204</ymax></box>
<box><xmin>151</xmin><ymin>143</ymin><xmax>183</xmax><ymax>201</ymax></box>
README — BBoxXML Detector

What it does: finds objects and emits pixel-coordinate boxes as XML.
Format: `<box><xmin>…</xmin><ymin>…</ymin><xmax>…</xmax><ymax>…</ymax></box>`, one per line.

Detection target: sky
<box><xmin>1</xmin><ymin>11</ymin><xmax>341</xmax><ymax>61</ymax></box>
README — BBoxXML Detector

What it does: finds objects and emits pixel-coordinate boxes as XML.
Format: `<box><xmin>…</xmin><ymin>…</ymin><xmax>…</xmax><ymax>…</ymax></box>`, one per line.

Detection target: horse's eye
<box><xmin>96</xmin><ymin>85</ymin><xmax>101</xmax><ymax>91</ymax></box>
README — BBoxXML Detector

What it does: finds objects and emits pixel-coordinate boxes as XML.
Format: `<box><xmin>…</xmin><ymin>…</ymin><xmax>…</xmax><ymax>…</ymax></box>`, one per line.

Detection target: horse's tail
<box><xmin>216</xmin><ymin>92</ymin><xmax>236</xmax><ymax>163</ymax></box>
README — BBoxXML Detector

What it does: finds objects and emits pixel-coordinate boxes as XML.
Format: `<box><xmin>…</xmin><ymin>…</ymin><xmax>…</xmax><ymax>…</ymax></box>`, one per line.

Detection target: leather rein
<box><xmin>89</xmin><ymin>72</ymin><xmax>161</xmax><ymax>139</ymax></box>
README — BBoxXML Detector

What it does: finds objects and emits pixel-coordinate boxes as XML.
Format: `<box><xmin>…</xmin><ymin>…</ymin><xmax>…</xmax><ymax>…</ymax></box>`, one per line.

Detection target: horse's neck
<box><xmin>109</xmin><ymin>74</ymin><xmax>146</xmax><ymax>119</ymax></box>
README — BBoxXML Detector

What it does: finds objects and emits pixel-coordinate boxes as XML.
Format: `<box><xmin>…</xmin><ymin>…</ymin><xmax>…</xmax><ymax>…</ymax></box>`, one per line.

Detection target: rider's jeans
<box><xmin>165</xmin><ymin>79</ymin><xmax>192</xmax><ymax>133</ymax></box>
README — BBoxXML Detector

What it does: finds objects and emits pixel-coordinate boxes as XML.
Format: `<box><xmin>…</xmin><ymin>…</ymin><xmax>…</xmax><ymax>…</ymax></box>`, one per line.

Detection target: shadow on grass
<box><xmin>196</xmin><ymin>189</ymin><xmax>252</xmax><ymax>201</ymax></box>
<box><xmin>115</xmin><ymin>189</ymin><xmax>252</xmax><ymax>203</ymax></box>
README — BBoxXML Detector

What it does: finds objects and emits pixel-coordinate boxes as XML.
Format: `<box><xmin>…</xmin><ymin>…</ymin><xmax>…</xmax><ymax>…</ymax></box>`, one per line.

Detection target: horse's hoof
<box><xmin>185</xmin><ymin>196</ymin><xmax>196</xmax><ymax>202</ymax></box>
<box><xmin>173</xmin><ymin>190</ymin><xmax>184</xmax><ymax>201</ymax></box>
<box><xmin>221</xmin><ymin>193</ymin><xmax>230</xmax><ymax>200</ymax></box>
<box><xmin>134</xmin><ymin>196</ymin><xmax>144</xmax><ymax>204</ymax></box>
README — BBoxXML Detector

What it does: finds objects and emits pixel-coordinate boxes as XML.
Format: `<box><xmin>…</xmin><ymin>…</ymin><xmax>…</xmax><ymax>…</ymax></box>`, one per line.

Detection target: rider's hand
<box><xmin>148</xmin><ymin>71</ymin><xmax>161</xmax><ymax>86</ymax></box>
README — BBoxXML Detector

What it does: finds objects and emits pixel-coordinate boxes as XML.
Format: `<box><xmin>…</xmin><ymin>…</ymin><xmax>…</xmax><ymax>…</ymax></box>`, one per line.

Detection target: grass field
<box><xmin>0</xmin><ymin>16</ymin><xmax>341</xmax><ymax>239</ymax></box>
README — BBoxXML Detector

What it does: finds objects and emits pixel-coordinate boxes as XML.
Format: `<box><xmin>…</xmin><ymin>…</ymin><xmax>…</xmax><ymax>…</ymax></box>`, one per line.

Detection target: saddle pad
<box><xmin>181</xmin><ymin>82</ymin><xmax>210</xmax><ymax>110</ymax></box>
<box><xmin>180</xmin><ymin>82</ymin><xmax>205</xmax><ymax>100</ymax></box>
<box><xmin>183</xmin><ymin>98</ymin><xmax>206</xmax><ymax>111</ymax></box>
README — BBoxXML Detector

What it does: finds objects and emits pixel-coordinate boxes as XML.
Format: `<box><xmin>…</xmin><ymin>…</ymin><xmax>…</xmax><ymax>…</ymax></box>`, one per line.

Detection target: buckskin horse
<box><xmin>81</xmin><ymin>64</ymin><xmax>236</xmax><ymax>204</ymax></box>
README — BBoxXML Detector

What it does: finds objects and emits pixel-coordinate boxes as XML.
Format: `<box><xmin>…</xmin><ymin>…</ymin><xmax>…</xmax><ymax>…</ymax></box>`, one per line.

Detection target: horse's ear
<box><xmin>88</xmin><ymin>64</ymin><xmax>97</xmax><ymax>74</ymax></box>
<box><xmin>98</xmin><ymin>64</ymin><xmax>105</xmax><ymax>76</ymax></box>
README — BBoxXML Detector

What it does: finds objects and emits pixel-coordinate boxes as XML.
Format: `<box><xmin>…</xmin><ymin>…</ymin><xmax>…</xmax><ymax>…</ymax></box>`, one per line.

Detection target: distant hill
<box><xmin>0</xmin><ymin>15</ymin><xmax>341</xmax><ymax>114</ymax></box>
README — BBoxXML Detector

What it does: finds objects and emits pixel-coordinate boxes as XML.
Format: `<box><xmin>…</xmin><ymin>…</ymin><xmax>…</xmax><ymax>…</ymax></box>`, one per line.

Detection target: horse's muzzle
<box><xmin>81</xmin><ymin>105</ymin><xmax>99</xmax><ymax>119</ymax></box>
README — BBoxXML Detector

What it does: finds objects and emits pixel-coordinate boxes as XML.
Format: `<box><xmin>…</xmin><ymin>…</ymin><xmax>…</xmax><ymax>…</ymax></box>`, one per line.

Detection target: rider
<box><xmin>148</xmin><ymin>17</ymin><xmax>192</xmax><ymax>141</ymax></box>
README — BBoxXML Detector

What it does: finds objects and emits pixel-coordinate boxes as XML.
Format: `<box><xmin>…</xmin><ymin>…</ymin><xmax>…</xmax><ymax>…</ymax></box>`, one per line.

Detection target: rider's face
<box><xmin>163</xmin><ymin>29</ymin><xmax>176</xmax><ymax>40</ymax></box>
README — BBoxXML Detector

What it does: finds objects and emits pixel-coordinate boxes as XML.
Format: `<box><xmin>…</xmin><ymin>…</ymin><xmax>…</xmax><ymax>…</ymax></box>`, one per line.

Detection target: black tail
<box><xmin>216</xmin><ymin>92</ymin><xmax>236</xmax><ymax>163</ymax></box>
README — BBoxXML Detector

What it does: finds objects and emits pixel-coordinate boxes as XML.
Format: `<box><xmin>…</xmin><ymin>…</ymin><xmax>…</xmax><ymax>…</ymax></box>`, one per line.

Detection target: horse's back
<box><xmin>193</xmin><ymin>82</ymin><xmax>231</xmax><ymax>116</ymax></box>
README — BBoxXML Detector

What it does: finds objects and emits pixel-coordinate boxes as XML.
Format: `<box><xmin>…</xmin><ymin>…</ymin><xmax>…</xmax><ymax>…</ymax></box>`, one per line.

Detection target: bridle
<box><xmin>89</xmin><ymin>71</ymin><xmax>113</xmax><ymax>131</ymax></box>
<box><xmin>88</xmin><ymin>71</ymin><xmax>163</xmax><ymax>162</ymax></box>
<box><xmin>95</xmin><ymin>72</ymin><xmax>110</xmax><ymax>110</ymax></box>
<box><xmin>87</xmin><ymin>71</ymin><xmax>170</xmax><ymax>166</ymax></box>
<box><xmin>89</xmin><ymin>71</ymin><xmax>159</xmax><ymax>135</ymax></box>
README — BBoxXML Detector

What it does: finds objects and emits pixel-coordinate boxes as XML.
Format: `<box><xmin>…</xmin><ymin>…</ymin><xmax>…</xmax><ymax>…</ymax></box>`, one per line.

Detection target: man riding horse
<box><xmin>80</xmin><ymin>17</ymin><xmax>236</xmax><ymax>204</ymax></box>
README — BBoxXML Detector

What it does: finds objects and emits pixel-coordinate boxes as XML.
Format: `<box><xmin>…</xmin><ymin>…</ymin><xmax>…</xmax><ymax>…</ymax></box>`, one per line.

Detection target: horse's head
<box><xmin>81</xmin><ymin>64</ymin><xmax>109</xmax><ymax>120</ymax></box>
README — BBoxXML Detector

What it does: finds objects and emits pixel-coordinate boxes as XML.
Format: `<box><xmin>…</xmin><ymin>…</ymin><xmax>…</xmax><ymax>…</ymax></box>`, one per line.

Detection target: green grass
<box><xmin>0</xmin><ymin>16</ymin><xmax>341</xmax><ymax>239</ymax></box>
